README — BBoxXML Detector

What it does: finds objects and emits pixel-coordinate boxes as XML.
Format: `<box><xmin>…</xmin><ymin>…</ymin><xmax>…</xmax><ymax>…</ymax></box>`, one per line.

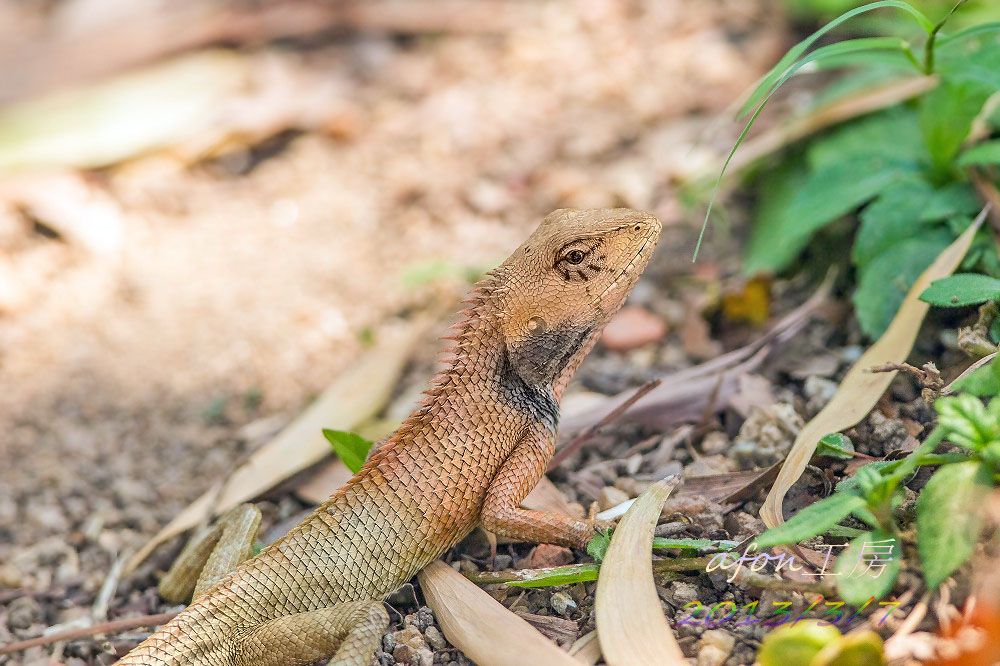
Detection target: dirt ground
<box><xmin>0</xmin><ymin>1</ymin><xmax>817</xmax><ymax>663</ymax></box>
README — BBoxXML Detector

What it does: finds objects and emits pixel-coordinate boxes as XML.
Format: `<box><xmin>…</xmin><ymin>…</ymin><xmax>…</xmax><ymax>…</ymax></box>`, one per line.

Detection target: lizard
<box><xmin>119</xmin><ymin>207</ymin><xmax>662</xmax><ymax>666</ymax></box>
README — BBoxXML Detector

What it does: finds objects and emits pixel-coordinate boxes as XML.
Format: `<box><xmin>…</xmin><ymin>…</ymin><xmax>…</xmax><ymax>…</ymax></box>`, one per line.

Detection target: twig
<box><xmin>0</xmin><ymin>612</ymin><xmax>178</xmax><ymax>655</ymax></box>
<box><xmin>547</xmin><ymin>379</ymin><xmax>661</xmax><ymax>470</ymax></box>
<box><xmin>970</xmin><ymin>174</ymin><xmax>1000</xmax><ymax>235</ymax></box>
<box><xmin>0</xmin><ymin>0</ymin><xmax>526</xmax><ymax>104</ymax></box>
<box><xmin>870</xmin><ymin>361</ymin><xmax>945</xmax><ymax>403</ymax></box>
<box><xmin>943</xmin><ymin>352</ymin><xmax>999</xmax><ymax>394</ymax></box>
<box><xmin>91</xmin><ymin>551</ymin><xmax>129</xmax><ymax>623</ymax></box>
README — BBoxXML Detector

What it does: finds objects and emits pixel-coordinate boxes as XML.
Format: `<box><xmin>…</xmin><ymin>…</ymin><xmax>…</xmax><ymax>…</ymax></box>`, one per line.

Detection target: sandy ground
<box><xmin>0</xmin><ymin>1</ymin><xmax>795</xmax><ymax>663</ymax></box>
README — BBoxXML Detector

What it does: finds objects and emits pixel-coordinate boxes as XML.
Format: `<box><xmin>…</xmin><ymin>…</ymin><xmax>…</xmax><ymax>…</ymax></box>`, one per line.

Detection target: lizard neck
<box><xmin>407</xmin><ymin>272</ymin><xmax>561</xmax><ymax>435</ymax></box>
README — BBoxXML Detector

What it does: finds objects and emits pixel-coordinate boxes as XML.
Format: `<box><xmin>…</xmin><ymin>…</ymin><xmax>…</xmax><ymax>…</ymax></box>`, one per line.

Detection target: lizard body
<box><xmin>120</xmin><ymin>208</ymin><xmax>661</xmax><ymax>665</ymax></box>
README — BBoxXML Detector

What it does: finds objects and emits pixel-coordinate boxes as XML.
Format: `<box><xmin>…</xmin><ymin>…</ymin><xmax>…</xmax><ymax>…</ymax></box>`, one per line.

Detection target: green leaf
<box><xmin>758</xmin><ymin>620</ymin><xmax>841</xmax><ymax>666</ymax></box>
<box><xmin>651</xmin><ymin>537</ymin><xmax>738</xmax><ymax>552</ymax></box>
<box><xmin>950</xmin><ymin>354</ymin><xmax>1000</xmax><ymax>397</ymax></box>
<box><xmin>917</xmin><ymin>460</ymin><xmax>992</xmax><ymax>589</ymax></box>
<box><xmin>322</xmin><ymin>429</ymin><xmax>373</xmax><ymax>473</ymax></box>
<box><xmin>696</xmin><ymin>35</ymin><xmax>920</xmax><ymax>262</ymax></box>
<box><xmin>753</xmin><ymin>493</ymin><xmax>868</xmax><ymax>549</ymax></box>
<box><xmin>836</xmin><ymin>460</ymin><xmax>901</xmax><ymax>493</ymax></box>
<box><xmin>853</xmin><ymin>230</ymin><xmax>952</xmax><ymax>338</ymax></box>
<box><xmin>746</xmin><ymin>155</ymin><xmax>917</xmax><ymax>273</ymax></box>
<box><xmin>507</xmin><ymin>563</ymin><xmax>599</xmax><ymax>588</ymax></box>
<box><xmin>959</xmin><ymin>139</ymin><xmax>1000</xmax><ymax>167</ymax></box>
<box><xmin>919</xmin><ymin>273</ymin><xmax>1000</xmax><ymax>307</ymax></box>
<box><xmin>935</xmin><ymin>394</ymin><xmax>997</xmax><ymax>450</ymax></box>
<box><xmin>586</xmin><ymin>530</ymin><xmax>612</xmax><ymax>563</ymax></box>
<box><xmin>919</xmin><ymin>80</ymin><xmax>993</xmax><ymax>171</ymax></box>
<box><xmin>834</xmin><ymin>529</ymin><xmax>901</xmax><ymax>605</ymax></box>
<box><xmin>919</xmin><ymin>183</ymin><xmax>981</xmax><ymax>221</ymax></box>
<box><xmin>817</xmin><ymin>433</ymin><xmax>856</xmax><ymax>459</ymax></box>
<box><xmin>807</xmin><ymin>107</ymin><xmax>924</xmax><ymax>170</ymax></box>
<box><xmin>825</xmin><ymin>524</ymin><xmax>867</xmax><ymax>538</ymax></box>
<box><xmin>853</xmin><ymin>179</ymin><xmax>935</xmax><ymax>269</ymax></box>
<box><xmin>936</xmin><ymin>31</ymin><xmax>1000</xmax><ymax>89</ymax></box>
<box><xmin>853</xmin><ymin>181</ymin><xmax>979</xmax><ymax>270</ymax></box>
<box><xmin>740</xmin><ymin>1</ymin><xmax>933</xmax><ymax>117</ymax></box>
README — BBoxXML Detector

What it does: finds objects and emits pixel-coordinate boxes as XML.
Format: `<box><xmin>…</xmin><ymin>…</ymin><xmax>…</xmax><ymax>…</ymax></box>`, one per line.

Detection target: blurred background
<box><xmin>0</xmin><ymin>0</ymin><xmax>783</xmax><ymax>554</ymax></box>
<box><xmin>2</xmin><ymin>0</ymin><xmax>999</xmax><ymax>663</ymax></box>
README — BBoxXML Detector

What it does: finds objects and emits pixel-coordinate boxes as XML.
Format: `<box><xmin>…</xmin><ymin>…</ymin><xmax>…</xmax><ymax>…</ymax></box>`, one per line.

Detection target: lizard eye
<box><xmin>565</xmin><ymin>249</ymin><xmax>586</xmax><ymax>264</ymax></box>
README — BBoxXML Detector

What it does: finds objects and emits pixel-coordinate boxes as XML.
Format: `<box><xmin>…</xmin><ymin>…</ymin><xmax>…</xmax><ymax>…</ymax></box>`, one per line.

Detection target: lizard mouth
<box><xmin>592</xmin><ymin>225</ymin><xmax>658</xmax><ymax>307</ymax></box>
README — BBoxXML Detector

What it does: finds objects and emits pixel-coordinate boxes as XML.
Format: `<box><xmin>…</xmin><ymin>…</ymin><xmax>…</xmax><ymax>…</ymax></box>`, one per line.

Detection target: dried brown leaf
<box><xmin>761</xmin><ymin>214</ymin><xmax>985</xmax><ymax>528</ymax></box>
<box><xmin>595</xmin><ymin>477</ymin><xmax>685</xmax><ymax>666</ymax></box>
<box><xmin>418</xmin><ymin>561</ymin><xmax>581</xmax><ymax>666</ymax></box>
<box><xmin>568</xmin><ymin>630</ymin><xmax>602</xmax><ymax>666</ymax></box>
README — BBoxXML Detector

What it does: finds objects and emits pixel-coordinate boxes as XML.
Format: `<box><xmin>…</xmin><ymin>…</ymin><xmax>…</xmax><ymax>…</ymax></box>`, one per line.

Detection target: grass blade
<box><xmin>694</xmin><ymin>37</ymin><xmax>917</xmax><ymax>262</ymax></box>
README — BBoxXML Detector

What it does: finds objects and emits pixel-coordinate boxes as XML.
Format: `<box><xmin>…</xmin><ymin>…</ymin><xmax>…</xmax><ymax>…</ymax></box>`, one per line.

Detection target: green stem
<box><xmin>917</xmin><ymin>452</ymin><xmax>972</xmax><ymax>466</ymax></box>
<box><xmin>924</xmin><ymin>0</ymin><xmax>969</xmax><ymax>73</ymax></box>
<box><xmin>890</xmin><ymin>426</ymin><xmax>946</xmax><ymax>482</ymax></box>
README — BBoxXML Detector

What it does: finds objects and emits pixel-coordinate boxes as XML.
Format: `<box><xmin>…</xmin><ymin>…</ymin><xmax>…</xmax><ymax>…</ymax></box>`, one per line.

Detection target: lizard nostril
<box><xmin>633</xmin><ymin>224</ymin><xmax>641</xmax><ymax>231</ymax></box>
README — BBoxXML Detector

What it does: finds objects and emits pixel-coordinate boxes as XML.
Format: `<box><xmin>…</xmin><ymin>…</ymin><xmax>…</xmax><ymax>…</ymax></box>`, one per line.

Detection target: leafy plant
<box><xmin>702</xmin><ymin>0</ymin><xmax>1000</xmax><ymax>338</ymax></box>
<box><xmin>817</xmin><ymin>432</ymin><xmax>857</xmax><ymax>459</ymax></box>
<box><xmin>322</xmin><ymin>429</ymin><xmax>374</xmax><ymax>473</ymax></box>
<box><xmin>920</xmin><ymin>272</ymin><xmax>1000</xmax><ymax>306</ymax></box>
<box><xmin>752</xmin><ymin>361</ymin><xmax>1000</xmax><ymax>600</ymax></box>
<box><xmin>758</xmin><ymin>621</ymin><xmax>887</xmax><ymax>666</ymax></box>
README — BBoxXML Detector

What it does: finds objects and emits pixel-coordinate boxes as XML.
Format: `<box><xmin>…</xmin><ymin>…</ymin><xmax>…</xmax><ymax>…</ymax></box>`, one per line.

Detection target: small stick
<box><xmin>943</xmin><ymin>352</ymin><xmax>998</xmax><ymax>395</ymax></box>
<box><xmin>0</xmin><ymin>612</ymin><xmax>178</xmax><ymax>655</ymax></box>
<box><xmin>548</xmin><ymin>378</ymin><xmax>661</xmax><ymax>471</ymax></box>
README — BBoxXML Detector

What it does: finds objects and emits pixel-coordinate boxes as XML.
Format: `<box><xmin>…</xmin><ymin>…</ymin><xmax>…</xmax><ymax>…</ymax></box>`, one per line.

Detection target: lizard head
<box><xmin>495</xmin><ymin>207</ymin><xmax>661</xmax><ymax>396</ymax></box>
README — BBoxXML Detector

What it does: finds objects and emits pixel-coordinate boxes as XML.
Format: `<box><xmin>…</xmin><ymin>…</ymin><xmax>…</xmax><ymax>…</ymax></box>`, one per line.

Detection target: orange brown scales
<box><xmin>119</xmin><ymin>208</ymin><xmax>661</xmax><ymax>666</ymax></box>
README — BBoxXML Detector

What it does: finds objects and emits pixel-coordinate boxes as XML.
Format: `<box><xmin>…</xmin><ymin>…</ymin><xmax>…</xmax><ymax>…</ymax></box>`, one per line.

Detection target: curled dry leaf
<box><xmin>569</xmin><ymin>630</ymin><xmax>602</xmax><ymax>666</ymax></box>
<box><xmin>418</xmin><ymin>561</ymin><xmax>581</xmax><ymax>666</ymax></box>
<box><xmin>595</xmin><ymin>476</ymin><xmax>686</xmax><ymax>666</ymax></box>
<box><xmin>126</xmin><ymin>317</ymin><xmax>432</xmax><ymax>573</ymax></box>
<box><xmin>761</xmin><ymin>212</ymin><xmax>986</xmax><ymax>528</ymax></box>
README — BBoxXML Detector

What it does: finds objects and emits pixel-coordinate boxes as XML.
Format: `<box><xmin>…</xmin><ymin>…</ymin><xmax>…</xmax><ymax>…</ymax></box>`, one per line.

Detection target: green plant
<box><xmin>701</xmin><ymin>0</ymin><xmax>1000</xmax><ymax>338</ymax></box>
<box><xmin>920</xmin><ymin>272</ymin><xmax>1000</xmax><ymax>306</ymax></box>
<box><xmin>752</xmin><ymin>361</ymin><xmax>1000</xmax><ymax>601</ymax></box>
<box><xmin>323</xmin><ymin>429</ymin><xmax>374</xmax><ymax>473</ymax></box>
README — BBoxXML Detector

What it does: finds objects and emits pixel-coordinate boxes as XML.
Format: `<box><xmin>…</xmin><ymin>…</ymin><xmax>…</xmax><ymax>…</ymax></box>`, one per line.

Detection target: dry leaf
<box><xmin>722</xmin><ymin>276</ymin><xmax>772</xmax><ymax>325</ymax></box>
<box><xmin>761</xmin><ymin>213</ymin><xmax>985</xmax><ymax>528</ymax></box>
<box><xmin>595</xmin><ymin>477</ymin><xmax>685</xmax><ymax>666</ymax></box>
<box><xmin>418</xmin><ymin>561</ymin><xmax>581</xmax><ymax>666</ymax></box>
<box><xmin>568</xmin><ymin>630</ymin><xmax>602</xmax><ymax>666</ymax></box>
<box><xmin>559</xmin><ymin>278</ymin><xmax>828</xmax><ymax>437</ymax></box>
<box><xmin>126</xmin><ymin>317</ymin><xmax>431</xmax><ymax>573</ymax></box>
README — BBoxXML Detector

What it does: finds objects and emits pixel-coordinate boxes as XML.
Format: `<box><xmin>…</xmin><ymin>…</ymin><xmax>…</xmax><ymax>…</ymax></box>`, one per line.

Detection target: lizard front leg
<box><xmin>480</xmin><ymin>428</ymin><xmax>595</xmax><ymax>548</ymax></box>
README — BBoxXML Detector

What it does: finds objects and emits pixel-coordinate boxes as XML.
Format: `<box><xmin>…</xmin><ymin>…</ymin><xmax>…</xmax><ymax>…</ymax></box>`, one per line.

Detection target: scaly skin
<box><xmin>119</xmin><ymin>208</ymin><xmax>661</xmax><ymax>665</ymax></box>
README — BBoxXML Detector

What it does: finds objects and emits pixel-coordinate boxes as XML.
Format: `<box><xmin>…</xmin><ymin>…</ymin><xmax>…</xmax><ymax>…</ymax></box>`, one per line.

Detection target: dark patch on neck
<box><xmin>498</xmin><ymin>323</ymin><xmax>595</xmax><ymax>430</ymax></box>
<box><xmin>498</xmin><ymin>350</ymin><xmax>560</xmax><ymax>431</ymax></box>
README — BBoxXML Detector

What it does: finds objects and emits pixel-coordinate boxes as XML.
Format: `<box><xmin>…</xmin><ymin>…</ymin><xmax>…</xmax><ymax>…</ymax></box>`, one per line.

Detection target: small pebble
<box><xmin>550</xmin><ymin>591</ymin><xmax>577</xmax><ymax>616</ymax></box>
<box><xmin>424</xmin><ymin>625</ymin><xmax>447</xmax><ymax>651</ymax></box>
<box><xmin>667</xmin><ymin>581</ymin><xmax>700</xmax><ymax>606</ymax></box>
<box><xmin>597</xmin><ymin>486</ymin><xmax>629</xmax><ymax>511</ymax></box>
<box><xmin>521</xmin><ymin>544</ymin><xmax>574</xmax><ymax>569</ymax></box>
<box><xmin>600</xmin><ymin>306</ymin><xmax>667</xmax><ymax>351</ymax></box>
